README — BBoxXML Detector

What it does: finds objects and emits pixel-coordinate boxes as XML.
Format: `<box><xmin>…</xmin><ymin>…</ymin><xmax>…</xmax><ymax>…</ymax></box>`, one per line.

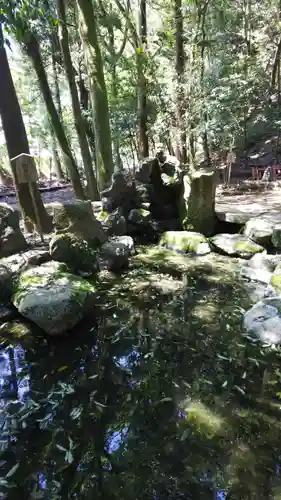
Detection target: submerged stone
<box><xmin>0</xmin><ymin>319</ymin><xmax>35</xmax><ymax>344</ymax></box>
<box><xmin>243</xmin><ymin>297</ymin><xmax>281</xmax><ymax>345</ymax></box>
<box><xmin>159</xmin><ymin>231</ymin><xmax>211</xmax><ymax>255</ymax></box>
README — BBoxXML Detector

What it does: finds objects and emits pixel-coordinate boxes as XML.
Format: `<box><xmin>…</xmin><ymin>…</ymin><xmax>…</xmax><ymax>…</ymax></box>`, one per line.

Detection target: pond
<box><xmin>1</xmin><ymin>247</ymin><xmax>281</xmax><ymax>499</ymax></box>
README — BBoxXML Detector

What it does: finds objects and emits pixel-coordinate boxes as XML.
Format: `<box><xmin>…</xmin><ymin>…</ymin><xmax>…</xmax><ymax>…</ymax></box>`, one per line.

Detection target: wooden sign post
<box><xmin>11</xmin><ymin>153</ymin><xmax>44</xmax><ymax>243</ymax></box>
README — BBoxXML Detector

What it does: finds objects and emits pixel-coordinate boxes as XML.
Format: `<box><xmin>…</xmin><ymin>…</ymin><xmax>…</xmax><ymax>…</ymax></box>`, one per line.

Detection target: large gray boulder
<box><xmin>243</xmin><ymin>298</ymin><xmax>281</xmax><ymax>345</ymax></box>
<box><xmin>240</xmin><ymin>252</ymin><xmax>280</xmax><ymax>284</ymax></box>
<box><xmin>49</xmin><ymin>233</ymin><xmax>98</xmax><ymax>274</ymax></box>
<box><xmin>210</xmin><ymin>234</ymin><xmax>264</xmax><ymax>259</ymax></box>
<box><xmin>46</xmin><ymin>200</ymin><xmax>106</xmax><ymax>246</ymax></box>
<box><xmin>182</xmin><ymin>170</ymin><xmax>217</xmax><ymax>237</ymax></box>
<box><xmin>98</xmin><ymin>236</ymin><xmax>134</xmax><ymax>271</ymax></box>
<box><xmin>0</xmin><ymin>227</ymin><xmax>27</xmax><ymax>257</ymax></box>
<box><xmin>160</xmin><ymin>231</ymin><xmax>211</xmax><ymax>255</ymax></box>
<box><xmin>244</xmin><ymin>217</ymin><xmax>274</xmax><ymax>246</ymax></box>
<box><xmin>12</xmin><ymin>261</ymin><xmax>96</xmax><ymax>335</ymax></box>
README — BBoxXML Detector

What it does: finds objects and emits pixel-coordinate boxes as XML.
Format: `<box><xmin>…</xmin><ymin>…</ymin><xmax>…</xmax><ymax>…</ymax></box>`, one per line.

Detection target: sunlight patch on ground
<box><xmin>192</xmin><ymin>301</ymin><xmax>219</xmax><ymax>322</ymax></box>
<box><xmin>182</xmin><ymin>401</ymin><xmax>227</xmax><ymax>438</ymax></box>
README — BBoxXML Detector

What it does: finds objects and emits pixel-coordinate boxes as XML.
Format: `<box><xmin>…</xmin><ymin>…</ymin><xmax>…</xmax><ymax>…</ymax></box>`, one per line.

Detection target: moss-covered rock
<box><xmin>49</xmin><ymin>233</ymin><xmax>98</xmax><ymax>274</ymax></box>
<box><xmin>45</xmin><ymin>200</ymin><xmax>106</xmax><ymax>247</ymax></box>
<box><xmin>12</xmin><ymin>261</ymin><xmax>96</xmax><ymax>335</ymax></box>
<box><xmin>270</xmin><ymin>264</ymin><xmax>281</xmax><ymax>293</ymax></box>
<box><xmin>159</xmin><ymin>231</ymin><xmax>211</xmax><ymax>255</ymax></box>
<box><xmin>210</xmin><ymin>234</ymin><xmax>264</xmax><ymax>259</ymax></box>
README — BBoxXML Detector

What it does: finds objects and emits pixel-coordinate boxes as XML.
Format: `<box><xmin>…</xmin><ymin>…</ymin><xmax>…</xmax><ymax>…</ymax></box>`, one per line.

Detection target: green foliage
<box><xmin>1</xmin><ymin>0</ymin><xmax>281</xmax><ymax>169</ymax></box>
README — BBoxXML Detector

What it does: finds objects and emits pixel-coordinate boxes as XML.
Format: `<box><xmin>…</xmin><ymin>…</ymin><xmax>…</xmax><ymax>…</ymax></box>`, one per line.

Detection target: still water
<box><xmin>1</xmin><ymin>249</ymin><xmax>281</xmax><ymax>499</ymax></box>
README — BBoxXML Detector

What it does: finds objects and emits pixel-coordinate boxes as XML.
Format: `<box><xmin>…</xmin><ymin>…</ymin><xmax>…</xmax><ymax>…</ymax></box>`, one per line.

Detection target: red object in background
<box><xmin>251</xmin><ymin>165</ymin><xmax>281</xmax><ymax>180</ymax></box>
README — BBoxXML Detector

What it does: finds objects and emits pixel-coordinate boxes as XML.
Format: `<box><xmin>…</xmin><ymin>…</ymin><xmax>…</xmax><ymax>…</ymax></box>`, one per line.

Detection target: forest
<box><xmin>3</xmin><ymin>1</ymin><xmax>281</xmax><ymax>499</ymax></box>
<box><xmin>1</xmin><ymin>0</ymin><xmax>281</xmax><ymax>192</ymax></box>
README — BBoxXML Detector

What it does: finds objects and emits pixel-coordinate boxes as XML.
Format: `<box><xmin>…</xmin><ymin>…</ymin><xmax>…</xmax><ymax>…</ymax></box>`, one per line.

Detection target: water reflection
<box><xmin>1</xmin><ymin>252</ymin><xmax>281</xmax><ymax>498</ymax></box>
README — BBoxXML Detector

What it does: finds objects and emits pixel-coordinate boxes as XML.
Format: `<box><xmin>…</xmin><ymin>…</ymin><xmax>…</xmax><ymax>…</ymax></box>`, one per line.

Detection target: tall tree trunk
<box><xmin>57</xmin><ymin>0</ymin><xmax>99</xmax><ymax>200</ymax></box>
<box><xmin>109</xmin><ymin>32</ymin><xmax>123</xmax><ymax>170</ymax></box>
<box><xmin>0</xmin><ymin>27</ymin><xmax>52</xmax><ymax>233</ymax></box>
<box><xmin>50</xmin><ymin>32</ymin><xmax>65</xmax><ymax>180</ymax></box>
<box><xmin>138</xmin><ymin>0</ymin><xmax>149</xmax><ymax>159</ymax></box>
<box><xmin>78</xmin><ymin>68</ymin><xmax>96</xmax><ymax>160</ymax></box>
<box><xmin>25</xmin><ymin>34</ymin><xmax>85</xmax><ymax>199</ymax></box>
<box><xmin>50</xmin><ymin>123</ymin><xmax>64</xmax><ymax>180</ymax></box>
<box><xmin>175</xmin><ymin>0</ymin><xmax>187</xmax><ymax>164</ymax></box>
<box><xmin>77</xmin><ymin>0</ymin><xmax>114</xmax><ymax>189</ymax></box>
<box><xmin>51</xmin><ymin>37</ymin><xmax>63</xmax><ymax>119</ymax></box>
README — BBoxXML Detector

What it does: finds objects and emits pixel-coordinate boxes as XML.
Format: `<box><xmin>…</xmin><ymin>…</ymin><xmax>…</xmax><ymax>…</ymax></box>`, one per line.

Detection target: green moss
<box><xmin>71</xmin><ymin>277</ymin><xmax>96</xmax><ymax>295</ymax></box>
<box><xmin>140</xmin><ymin>208</ymin><xmax>150</xmax><ymax>217</ymax></box>
<box><xmin>161</xmin><ymin>231</ymin><xmax>208</xmax><ymax>253</ymax></box>
<box><xmin>270</xmin><ymin>273</ymin><xmax>281</xmax><ymax>292</ymax></box>
<box><xmin>97</xmin><ymin>210</ymin><xmax>109</xmax><ymax>221</ymax></box>
<box><xmin>183</xmin><ymin>401</ymin><xmax>227</xmax><ymax>439</ymax></box>
<box><xmin>0</xmin><ymin>320</ymin><xmax>35</xmax><ymax>344</ymax></box>
<box><xmin>234</xmin><ymin>240</ymin><xmax>263</xmax><ymax>254</ymax></box>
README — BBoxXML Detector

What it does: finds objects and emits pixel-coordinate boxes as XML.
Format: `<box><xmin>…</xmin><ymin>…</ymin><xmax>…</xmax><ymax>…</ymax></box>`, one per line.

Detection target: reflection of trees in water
<box><xmin>2</xmin><ymin>263</ymin><xmax>281</xmax><ymax>498</ymax></box>
<box><xmin>0</xmin><ymin>345</ymin><xmax>31</xmax><ymax>456</ymax></box>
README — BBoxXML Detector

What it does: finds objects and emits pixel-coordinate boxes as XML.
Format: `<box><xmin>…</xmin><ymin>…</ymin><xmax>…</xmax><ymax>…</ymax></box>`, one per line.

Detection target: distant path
<box><xmin>1</xmin><ymin>183</ymin><xmax>281</xmax><ymax>226</ymax></box>
<box><xmin>0</xmin><ymin>185</ymin><xmax>75</xmax><ymax>210</ymax></box>
<box><xmin>216</xmin><ymin>186</ymin><xmax>281</xmax><ymax>224</ymax></box>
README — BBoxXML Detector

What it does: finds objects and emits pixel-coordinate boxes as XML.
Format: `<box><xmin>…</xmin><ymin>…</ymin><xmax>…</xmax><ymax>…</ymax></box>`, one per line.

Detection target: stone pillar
<box><xmin>182</xmin><ymin>169</ymin><xmax>217</xmax><ymax>237</ymax></box>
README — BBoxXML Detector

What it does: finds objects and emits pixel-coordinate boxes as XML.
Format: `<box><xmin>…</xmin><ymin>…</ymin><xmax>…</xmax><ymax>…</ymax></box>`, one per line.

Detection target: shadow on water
<box><xmin>2</xmin><ymin>246</ymin><xmax>281</xmax><ymax>498</ymax></box>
